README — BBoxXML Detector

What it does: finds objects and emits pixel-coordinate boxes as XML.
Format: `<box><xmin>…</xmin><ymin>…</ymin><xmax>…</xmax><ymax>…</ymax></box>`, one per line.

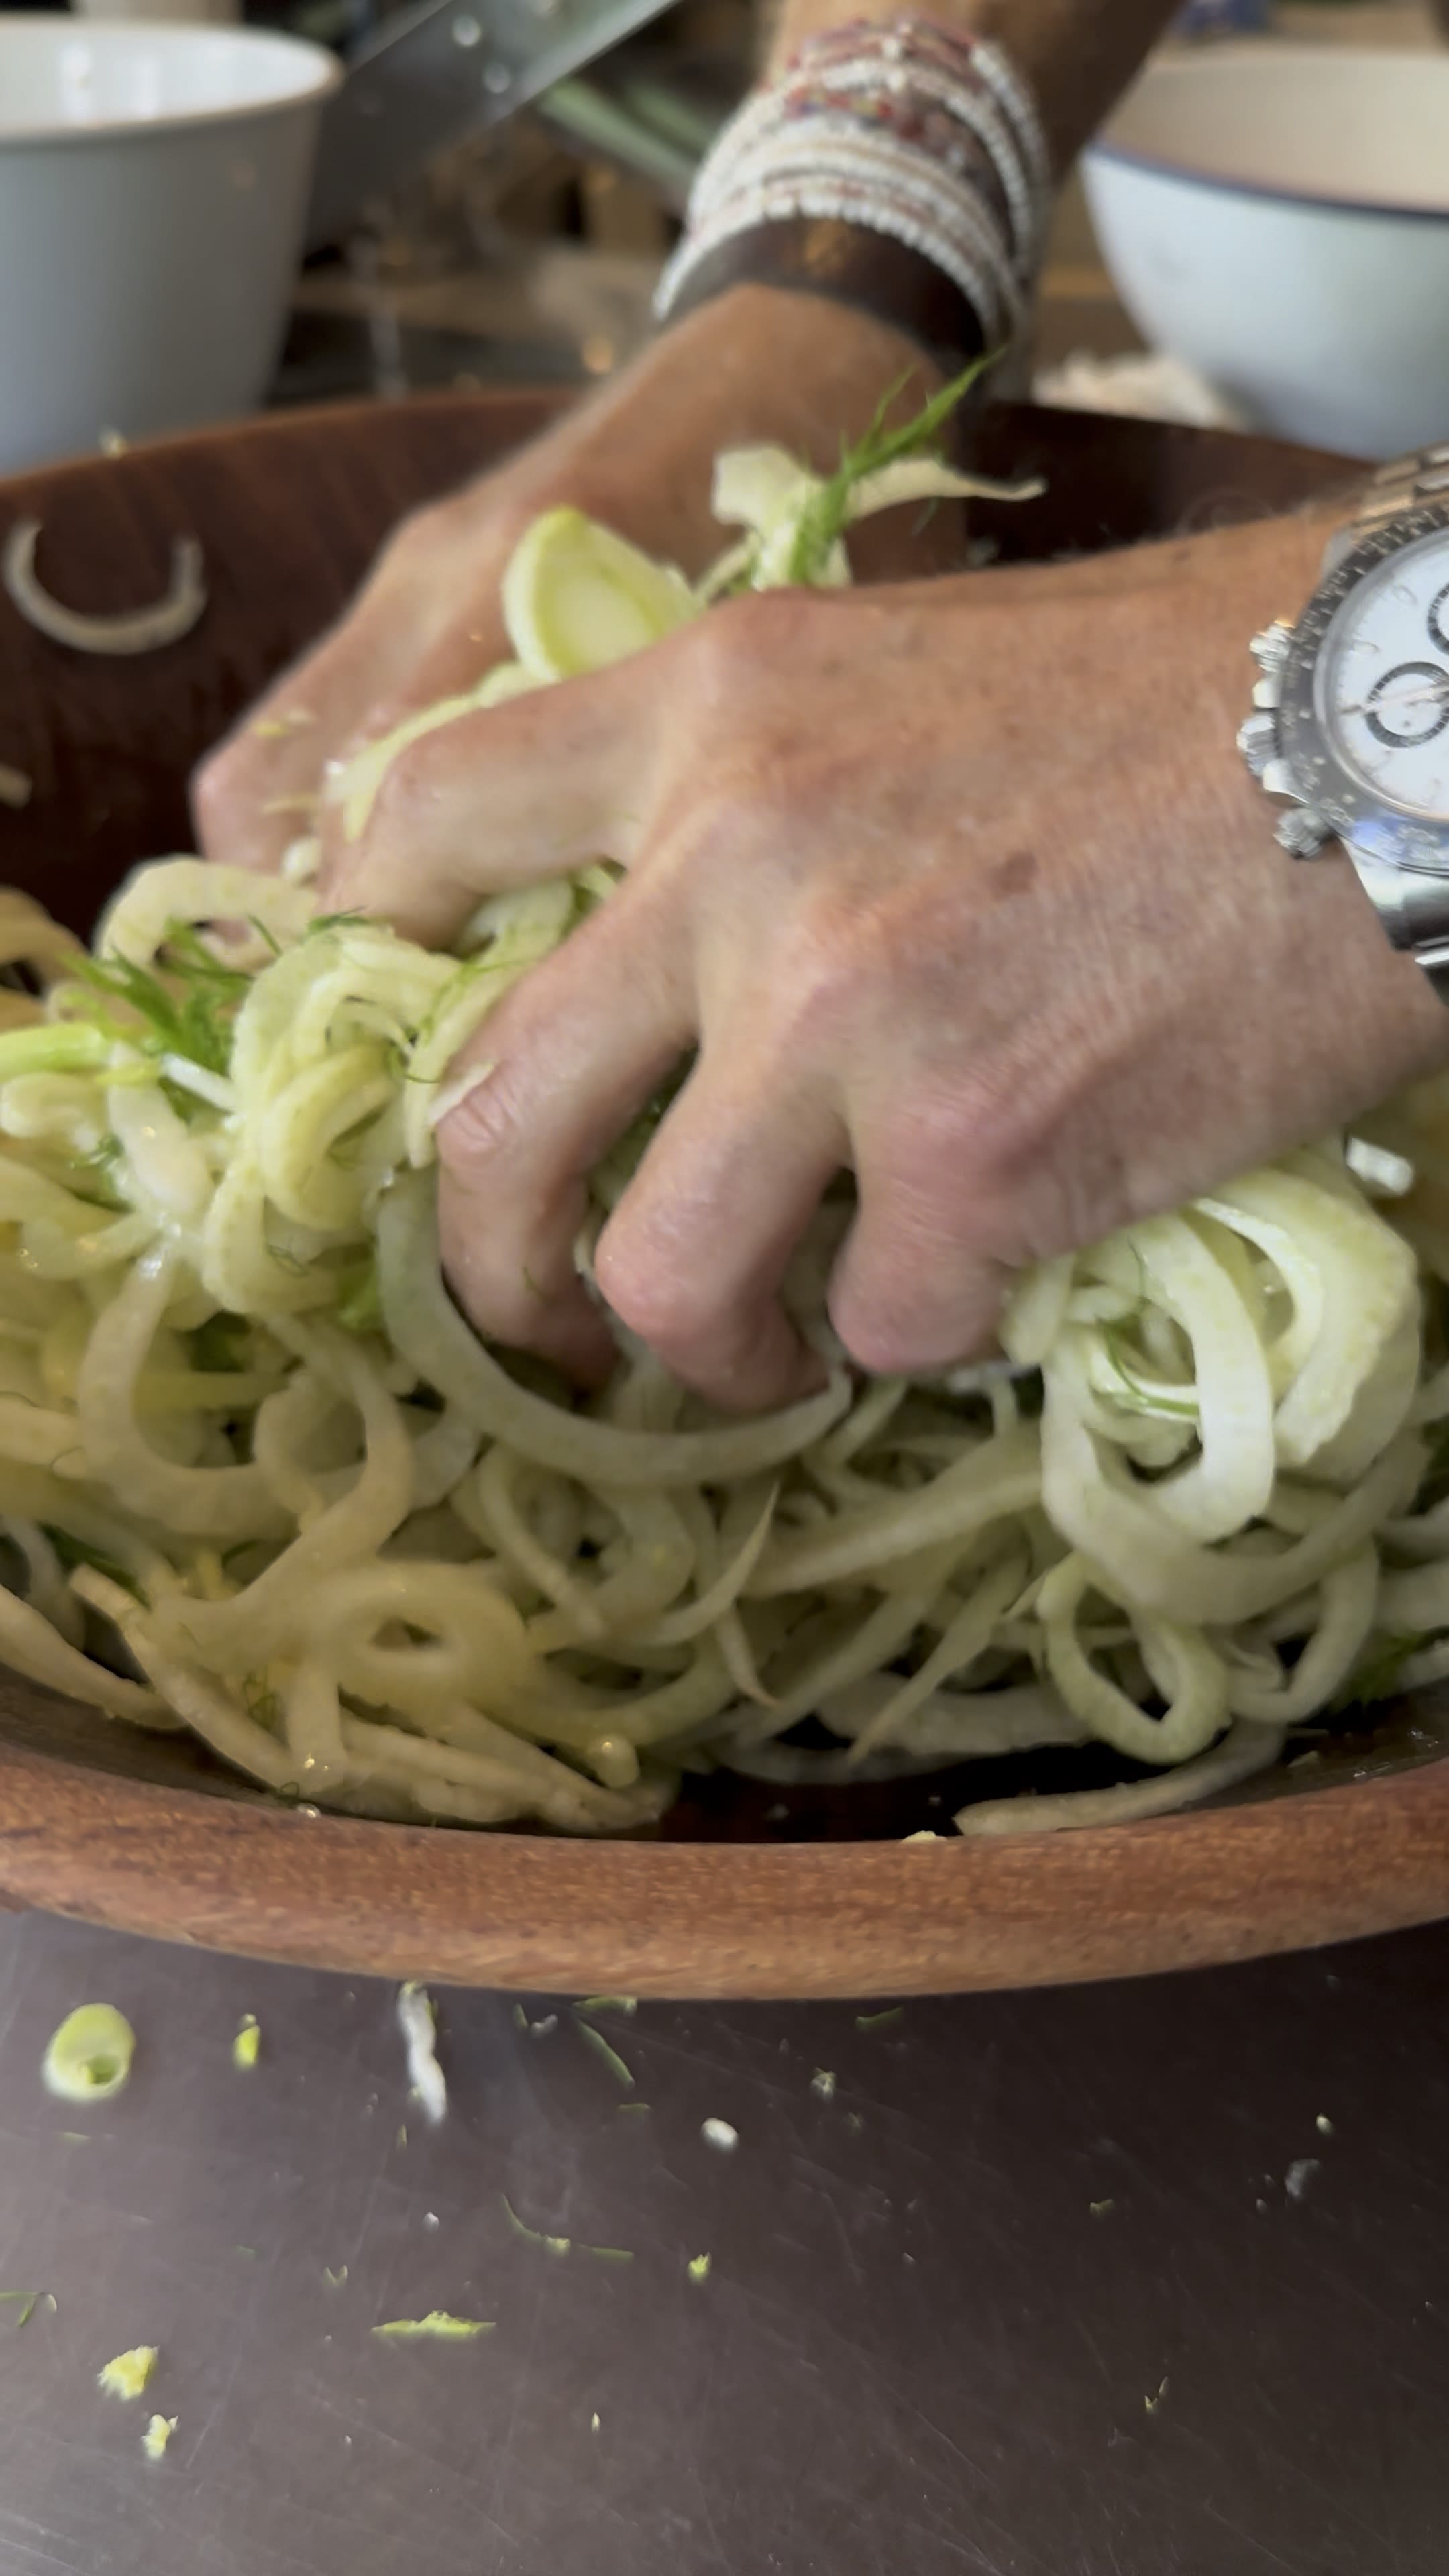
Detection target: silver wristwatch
<box><xmin>1238</xmin><ymin>444</ymin><xmax>1449</xmax><ymax>998</ymax></box>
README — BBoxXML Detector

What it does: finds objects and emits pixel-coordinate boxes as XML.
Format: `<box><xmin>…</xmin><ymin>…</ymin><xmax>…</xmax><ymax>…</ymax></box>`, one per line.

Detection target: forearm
<box><xmin>767</xmin><ymin>0</ymin><xmax>1180</xmax><ymax>178</ymax></box>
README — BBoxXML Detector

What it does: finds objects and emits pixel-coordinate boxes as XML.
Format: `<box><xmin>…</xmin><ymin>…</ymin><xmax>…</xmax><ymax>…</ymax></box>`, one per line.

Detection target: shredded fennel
<box><xmin>142</xmin><ymin>2413</ymin><xmax>176</xmax><ymax>2461</ymax></box>
<box><xmin>397</xmin><ymin>1982</ymin><xmax>446</xmax><ymax>2123</ymax></box>
<box><xmin>373</xmin><ymin>2312</ymin><xmax>493</xmax><ymax>2340</ymax></box>
<box><xmin>3</xmin><ymin>521</ymin><xmax>205</xmax><ymax>657</ymax></box>
<box><xmin>0</xmin><ymin>394</ymin><xmax>1444</xmax><ymax>1842</ymax></box>
<box><xmin>98</xmin><ymin>2346</ymin><xmax>157</xmax><ymax>2400</ymax></box>
<box><xmin>44</xmin><ymin>2004</ymin><xmax>135</xmax><ymax>2102</ymax></box>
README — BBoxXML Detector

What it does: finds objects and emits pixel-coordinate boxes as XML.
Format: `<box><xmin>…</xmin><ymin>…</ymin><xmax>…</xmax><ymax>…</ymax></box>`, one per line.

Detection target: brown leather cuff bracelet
<box><xmin>659</xmin><ymin>215</ymin><xmax>989</xmax><ymax>390</ymax></box>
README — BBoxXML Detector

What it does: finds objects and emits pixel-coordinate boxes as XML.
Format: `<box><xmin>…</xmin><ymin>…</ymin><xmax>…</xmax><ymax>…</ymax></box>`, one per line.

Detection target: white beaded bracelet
<box><xmin>657</xmin><ymin>21</ymin><xmax>1051</xmax><ymax>359</ymax></box>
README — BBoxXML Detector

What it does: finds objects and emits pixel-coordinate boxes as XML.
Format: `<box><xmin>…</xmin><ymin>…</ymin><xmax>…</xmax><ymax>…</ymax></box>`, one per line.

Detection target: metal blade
<box><xmin>305</xmin><ymin>0</ymin><xmax>683</xmax><ymax>252</ymax></box>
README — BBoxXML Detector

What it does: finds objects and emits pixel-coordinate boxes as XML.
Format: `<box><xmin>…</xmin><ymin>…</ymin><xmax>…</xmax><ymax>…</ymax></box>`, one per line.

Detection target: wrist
<box><xmin>537</xmin><ymin>284</ymin><xmax>951</xmax><ymax>580</ymax></box>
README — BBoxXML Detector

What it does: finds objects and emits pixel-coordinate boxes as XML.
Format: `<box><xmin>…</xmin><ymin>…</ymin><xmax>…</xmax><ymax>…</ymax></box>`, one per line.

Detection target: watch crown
<box><xmin>1236</xmin><ymin>712</ymin><xmax>1279</xmax><ymax>776</ymax></box>
<box><xmin>1250</xmin><ymin>621</ymin><xmax>1293</xmax><ymax>676</ymax></box>
<box><xmin>1252</xmin><ymin>674</ymin><xmax>1283</xmax><ymax>712</ymax></box>
<box><xmin>1276</xmin><ymin>806</ymin><xmax>1334</xmax><ymax>859</ymax></box>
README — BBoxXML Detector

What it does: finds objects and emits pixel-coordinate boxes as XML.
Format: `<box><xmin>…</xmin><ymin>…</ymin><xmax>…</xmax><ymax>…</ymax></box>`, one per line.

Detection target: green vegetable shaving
<box><xmin>43</xmin><ymin>2003</ymin><xmax>135</xmax><ymax>2102</ymax></box>
<box><xmin>0</xmin><ymin>2290</ymin><xmax>54</xmax><ymax>2328</ymax></box>
<box><xmin>0</xmin><ymin>1022</ymin><xmax>108</xmax><ymax>1081</ymax></box>
<box><xmin>142</xmin><ymin>2414</ymin><xmax>176</xmax><ymax>2462</ymax></box>
<box><xmin>574</xmin><ymin>2017</ymin><xmax>635</xmax><ymax>2090</ymax></box>
<box><xmin>323</xmin><ymin>2265</ymin><xmax>348</xmax><ymax>2288</ymax></box>
<box><xmin>783</xmin><ymin>358</ymin><xmax>991</xmax><ymax>586</ymax></box>
<box><xmin>67</xmin><ymin>922</ymin><xmax>249</xmax><ymax>1079</ymax></box>
<box><xmin>98</xmin><ymin>2345</ymin><xmax>157</xmax><ymax>2400</ymax></box>
<box><xmin>584</xmin><ymin>2245</ymin><xmax>635</xmax><ymax>2265</ymax></box>
<box><xmin>1097</xmin><ymin>1325</ymin><xmax>1199</xmax><ymax>1422</ymax></box>
<box><xmin>372</xmin><ymin>2312</ymin><xmax>493</xmax><ymax>2341</ymax></box>
<box><xmin>575</xmin><ymin>1995</ymin><xmax>638</xmax><ymax>2018</ymax></box>
<box><xmin>44</xmin><ymin>1527</ymin><xmax>141</xmax><ymax>1599</ymax></box>
<box><xmin>502</xmin><ymin>2194</ymin><xmax>571</xmax><ymax>2257</ymax></box>
<box><xmin>855</xmin><ymin>2007</ymin><xmax>905</xmax><ymax>2034</ymax></box>
<box><xmin>233</xmin><ymin>2012</ymin><xmax>260</xmax><ymax>2069</ymax></box>
<box><xmin>686</xmin><ymin>2255</ymin><xmax>712</xmax><ymax>2284</ymax></box>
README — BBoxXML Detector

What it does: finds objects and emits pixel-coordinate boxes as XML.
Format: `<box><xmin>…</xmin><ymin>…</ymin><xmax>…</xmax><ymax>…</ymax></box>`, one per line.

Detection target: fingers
<box><xmin>321</xmin><ymin>650</ymin><xmax>665</xmax><ymax>947</ymax></box>
<box><xmin>436</xmin><ymin>890</ymin><xmax>694</xmax><ymax>1380</ymax></box>
<box><xmin>592</xmin><ymin>1052</ymin><xmax>845</xmax><ymax>1413</ymax></box>
<box><xmin>191</xmin><ymin>499</ymin><xmax>516</xmax><ymax>878</ymax></box>
<box><xmin>828</xmin><ymin>1118</ymin><xmax>1009</xmax><ymax>1375</ymax></box>
<box><xmin>192</xmin><ymin>657</ymin><xmax>348</xmax><ymax>877</ymax></box>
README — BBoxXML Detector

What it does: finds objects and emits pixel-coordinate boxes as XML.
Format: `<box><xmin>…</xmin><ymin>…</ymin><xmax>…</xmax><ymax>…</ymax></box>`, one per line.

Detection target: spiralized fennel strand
<box><xmin>0</xmin><ymin>428</ymin><xmax>1446</xmax><ymax>1833</ymax></box>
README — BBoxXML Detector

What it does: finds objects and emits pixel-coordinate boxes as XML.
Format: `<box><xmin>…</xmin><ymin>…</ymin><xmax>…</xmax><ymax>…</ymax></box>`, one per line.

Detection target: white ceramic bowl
<box><xmin>1083</xmin><ymin>45</ymin><xmax>1449</xmax><ymax>459</ymax></box>
<box><xmin>0</xmin><ymin>16</ymin><xmax>339</xmax><ymax>472</ymax></box>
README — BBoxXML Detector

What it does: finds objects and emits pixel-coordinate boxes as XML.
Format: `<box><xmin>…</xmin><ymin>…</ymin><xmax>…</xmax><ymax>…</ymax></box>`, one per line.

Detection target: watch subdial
<box><xmin>1431</xmin><ymin>581</ymin><xmax>1449</xmax><ymax>657</ymax></box>
<box><xmin>1366</xmin><ymin>660</ymin><xmax>1449</xmax><ymax>749</ymax></box>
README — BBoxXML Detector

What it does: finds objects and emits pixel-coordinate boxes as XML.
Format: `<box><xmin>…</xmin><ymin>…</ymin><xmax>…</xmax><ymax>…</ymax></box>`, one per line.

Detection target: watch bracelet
<box><xmin>1323</xmin><ymin>440</ymin><xmax>1449</xmax><ymax>573</ymax></box>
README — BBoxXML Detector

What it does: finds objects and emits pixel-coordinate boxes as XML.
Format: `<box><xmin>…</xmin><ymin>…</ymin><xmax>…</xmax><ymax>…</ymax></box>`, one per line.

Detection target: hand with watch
<box><xmin>1238</xmin><ymin>448</ymin><xmax>1449</xmax><ymax>997</ymax></box>
<box><xmin>316</xmin><ymin>476</ymin><xmax>1449</xmax><ymax>1408</ymax></box>
<box><xmin>195</xmin><ymin>5</ymin><xmax>1449</xmax><ymax>1401</ymax></box>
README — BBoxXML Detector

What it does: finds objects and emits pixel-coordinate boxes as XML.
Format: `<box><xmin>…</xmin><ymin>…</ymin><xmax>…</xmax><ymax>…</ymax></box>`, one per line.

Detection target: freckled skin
<box><xmin>989</xmin><ymin>849</ymin><xmax>1039</xmax><ymax>900</ymax></box>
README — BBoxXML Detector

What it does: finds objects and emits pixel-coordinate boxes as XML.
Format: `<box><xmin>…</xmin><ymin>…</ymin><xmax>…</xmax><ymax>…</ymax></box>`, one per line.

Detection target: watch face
<box><xmin>1317</xmin><ymin>529</ymin><xmax>1449</xmax><ymax>824</ymax></box>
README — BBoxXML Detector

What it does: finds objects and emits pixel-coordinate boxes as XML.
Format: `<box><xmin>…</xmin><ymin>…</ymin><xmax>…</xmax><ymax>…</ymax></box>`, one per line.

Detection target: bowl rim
<box><xmin>0</xmin><ymin>11</ymin><xmax>341</xmax><ymax>148</ymax></box>
<box><xmin>1087</xmin><ymin>44</ymin><xmax>1449</xmax><ymax>228</ymax></box>
<box><xmin>3</xmin><ymin>1722</ymin><xmax>1448</xmax><ymax>1997</ymax></box>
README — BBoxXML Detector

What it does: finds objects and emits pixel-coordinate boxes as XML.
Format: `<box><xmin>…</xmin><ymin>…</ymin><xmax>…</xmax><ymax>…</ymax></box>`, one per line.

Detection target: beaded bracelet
<box><xmin>655</xmin><ymin>21</ymin><xmax>1051</xmax><ymax>368</ymax></box>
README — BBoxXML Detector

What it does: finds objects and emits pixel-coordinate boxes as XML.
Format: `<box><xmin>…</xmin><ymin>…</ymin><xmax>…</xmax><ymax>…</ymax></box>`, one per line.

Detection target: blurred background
<box><xmin>1</xmin><ymin>0</ymin><xmax>1446</xmax><ymax>464</ymax></box>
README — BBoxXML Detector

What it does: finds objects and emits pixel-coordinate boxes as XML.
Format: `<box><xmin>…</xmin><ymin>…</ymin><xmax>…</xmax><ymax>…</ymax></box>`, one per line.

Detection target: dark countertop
<box><xmin>1</xmin><ymin>1909</ymin><xmax>1446</xmax><ymax>2576</ymax></box>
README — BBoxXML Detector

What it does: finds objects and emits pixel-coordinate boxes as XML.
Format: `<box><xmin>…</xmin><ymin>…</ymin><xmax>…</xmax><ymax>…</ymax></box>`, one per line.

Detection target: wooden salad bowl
<box><xmin>0</xmin><ymin>387</ymin><xmax>1446</xmax><ymax>1998</ymax></box>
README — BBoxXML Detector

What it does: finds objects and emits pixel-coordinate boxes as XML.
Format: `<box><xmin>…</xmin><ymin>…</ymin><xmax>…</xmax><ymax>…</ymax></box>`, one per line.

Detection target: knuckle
<box><xmin>594</xmin><ymin>1222</ymin><xmax>727</xmax><ymax>1366</ymax></box>
<box><xmin>829</xmin><ymin>1300</ymin><xmax>917</xmax><ymax>1377</ymax></box>
<box><xmin>678</xmin><ymin>587</ymin><xmax>807</xmax><ymax>709</ymax></box>
<box><xmin>192</xmin><ymin>732</ymin><xmax>269</xmax><ymax>859</ymax></box>
<box><xmin>832</xmin><ymin>1283</ymin><xmax>1000</xmax><ymax>1379</ymax></box>
<box><xmin>190</xmin><ymin>746</ymin><xmax>235</xmax><ymax>845</ymax></box>
<box><xmin>385</xmin><ymin>496</ymin><xmax>458</xmax><ymax>572</ymax></box>
<box><xmin>435</xmin><ymin>1055</ymin><xmax>532</xmax><ymax>1174</ymax></box>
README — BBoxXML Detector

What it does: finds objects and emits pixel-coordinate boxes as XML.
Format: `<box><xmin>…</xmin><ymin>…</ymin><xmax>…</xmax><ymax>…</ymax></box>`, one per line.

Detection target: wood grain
<box><xmin>0</xmin><ymin>388</ymin><xmax>1436</xmax><ymax>1995</ymax></box>
<box><xmin>3</xmin><ymin>1717</ymin><xmax>1448</xmax><ymax>1997</ymax></box>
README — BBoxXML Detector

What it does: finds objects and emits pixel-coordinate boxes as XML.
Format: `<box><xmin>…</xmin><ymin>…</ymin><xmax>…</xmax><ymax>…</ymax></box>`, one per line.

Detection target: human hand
<box><xmin>191</xmin><ymin>287</ymin><xmax>956</xmax><ymax>875</ymax></box>
<box><xmin>321</xmin><ymin>500</ymin><xmax>1449</xmax><ymax>1411</ymax></box>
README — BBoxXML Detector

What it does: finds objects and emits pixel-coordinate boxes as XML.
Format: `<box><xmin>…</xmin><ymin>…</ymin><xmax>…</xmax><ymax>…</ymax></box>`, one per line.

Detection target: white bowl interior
<box><xmin>0</xmin><ymin>13</ymin><xmax>336</xmax><ymax>139</ymax></box>
<box><xmin>1095</xmin><ymin>45</ymin><xmax>1449</xmax><ymax>216</ymax></box>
